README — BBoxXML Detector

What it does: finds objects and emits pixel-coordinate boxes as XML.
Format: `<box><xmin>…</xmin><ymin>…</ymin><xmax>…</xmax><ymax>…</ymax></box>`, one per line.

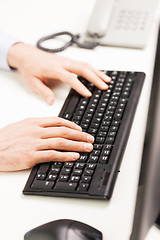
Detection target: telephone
<box><xmin>83</xmin><ymin>0</ymin><xmax>159</xmax><ymax>49</ymax></box>
<box><xmin>37</xmin><ymin>0</ymin><xmax>158</xmax><ymax>53</ymax></box>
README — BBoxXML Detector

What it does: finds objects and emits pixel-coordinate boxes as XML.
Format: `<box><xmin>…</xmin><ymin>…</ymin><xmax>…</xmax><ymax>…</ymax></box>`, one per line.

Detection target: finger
<box><xmin>79</xmin><ymin>68</ymin><xmax>109</xmax><ymax>90</ymax></box>
<box><xmin>88</xmin><ymin>66</ymin><xmax>111</xmax><ymax>83</ymax></box>
<box><xmin>35</xmin><ymin>150</ymin><xmax>80</xmax><ymax>163</ymax></box>
<box><xmin>37</xmin><ymin>138</ymin><xmax>93</xmax><ymax>152</ymax></box>
<box><xmin>59</xmin><ymin>70</ymin><xmax>92</xmax><ymax>97</ymax></box>
<box><xmin>65</xmin><ymin>61</ymin><xmax>111</xmax><ymax>87</ymax></box>
<box><xmin>38</xmin><ymin>117</ymin><xmax>82</xmax><ymax>131</ymax></box>
<box><xmin>29</xmin><ymin>76</ymin><xmax>55</xmax><ymax>105</ymax></box>
<box><xmin>41</xmin><ymin>127</ymin><xmax>94</xmax><ymax>143</ymax></box>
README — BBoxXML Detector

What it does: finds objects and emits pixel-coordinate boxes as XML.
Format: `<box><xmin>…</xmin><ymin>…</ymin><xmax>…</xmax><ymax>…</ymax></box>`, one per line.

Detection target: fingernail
<box><xmin>87</xmin><ymin>135</ymin><xmax>94</xmax><ymax>143</ymax></box>
<box><xmin>76</xmin><ymin>125</ymin><xmax>82</xmax><ymax>131</ymax></box>
<box><xmin>72</xmin><ymin>153</ymin><xmax>80</xmax><ymax>160</ymax></box>
<box><xmin>46</xmin><ymin>95</ymin><xmax>54</xmax><ymax>105</ymax></box>
<box><xmin>84</xmin><ymin>143</ymin><xmax>93</xmax><ymax>151</ymax></box>
<box><xmin>99</xmin><ymin>81</ymin><xmax>108</xmax><ymax>89</ymax></box>
<box><xmin>84</xmin><ymin>89</ymin><xmax>92</xmax><ymax>97</ymax></box>
<box><xmin>103</xmin><ymin>74</ymin><xmax>111</xmax><ymax>82</ymax></box>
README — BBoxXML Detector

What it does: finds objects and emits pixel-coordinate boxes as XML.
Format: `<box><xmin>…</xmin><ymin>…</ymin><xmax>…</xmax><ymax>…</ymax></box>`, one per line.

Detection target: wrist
<box><xmin>7</xmin><ymin>42</ymin><xmax>25</xmax><ymax>69</ymax></box>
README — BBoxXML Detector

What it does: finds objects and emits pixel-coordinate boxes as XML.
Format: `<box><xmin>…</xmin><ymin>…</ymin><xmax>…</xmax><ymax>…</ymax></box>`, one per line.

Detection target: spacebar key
<box><xmin>54</xmin><ymin>182</ymin><xmax>77</xmax><ymax>192</ymax></box>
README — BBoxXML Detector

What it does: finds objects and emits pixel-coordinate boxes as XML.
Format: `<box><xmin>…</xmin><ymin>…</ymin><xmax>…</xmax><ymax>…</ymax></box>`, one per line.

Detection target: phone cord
<box><xmin>36</xmin><ymin>31</ymin><xmax>99</xmax><ymax>53</ymax></box>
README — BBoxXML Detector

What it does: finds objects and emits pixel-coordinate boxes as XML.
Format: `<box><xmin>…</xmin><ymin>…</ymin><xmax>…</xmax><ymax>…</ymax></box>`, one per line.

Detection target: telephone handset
<box><xmin>87</xmin><ymin>0</ymin><xmax>114</xmax><ymax>38</ymax></box>
<box><xmin>84</xmin><ymin>0</ymin><xmax>158</xmax><ymax>49</ymax></box>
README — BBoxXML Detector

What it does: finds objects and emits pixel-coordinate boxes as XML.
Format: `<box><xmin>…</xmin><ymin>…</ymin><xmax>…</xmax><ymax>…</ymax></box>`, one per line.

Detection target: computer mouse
<box><xmin>24</xmin><ymin>219</ymin><xmax>102</xmax><ymax>240</ymax></box>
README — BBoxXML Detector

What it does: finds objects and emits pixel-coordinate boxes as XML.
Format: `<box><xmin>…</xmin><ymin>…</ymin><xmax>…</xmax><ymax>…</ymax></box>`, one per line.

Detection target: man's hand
<box><xmin>0</xmin><ymin>117</ymin><xmax>94</xmax><ymax>171</ymax></box>
<box><xmin>7</xmin><ymin>43</ymin><xmax>111</xmax><ymax>105</ymax></box>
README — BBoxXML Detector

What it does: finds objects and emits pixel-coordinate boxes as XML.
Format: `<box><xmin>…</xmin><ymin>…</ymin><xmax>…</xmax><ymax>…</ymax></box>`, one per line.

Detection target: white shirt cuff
<box><xmin>0</xmin><ymin>33</ymin><xmax>18</xmax><ymax>70</ymax></box>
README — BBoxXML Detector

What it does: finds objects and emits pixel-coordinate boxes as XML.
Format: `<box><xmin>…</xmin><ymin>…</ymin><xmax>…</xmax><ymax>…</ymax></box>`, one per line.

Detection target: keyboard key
<box><xmin>110</xmin><ymin>126</ymin><xmax>118</xmax><ymax>131</ymax></box>
<box><xmin>31</xmin><ymin>180</ymin><xmax>54</xmax><ymax>189</ymax></box>
<box><xmin>86</xmin><ymin>164</ymin><xmax>96</xmax><ymax>170</ymax></box>
<box><xmin>88</xmin><ymin>156</ymin><xmax>99</xmax><ymax>163</ymax></box>
<box><xmin>53</xmin><ymin>162</ymin><xmax>63</xmax><ymax>168</ymax></box>
<box><xmin>72</xmin><ymin>115</ymin><xmax>82</xmax><ymax>121</ymax></box>
<box><xmin>103</xmin><ymin>150</ymin><xmax>111</xmax><ymax>156</ymax></box>
<box><xmin>75</xmin><ymin>163</ymin><xmax>85</xmax><ymax>169</ymax></box>
<box><xmin>61</xmin><ymin>168</ymin><xmax>71</xmax><ymax>175</ymax></box>
<box><xmin>58</xmin><ymin>175</ymin><xmax>69</xmax><ymax>182</ymax></box>
<box><xmin>47</xmin><ymin>174</ymin><xmax>57</xmax><ymax>181</ymax></box>
<box><xmin>93</xmin><ymin>144</ymin><xmax>103</xmax><ymax>150</ymax></box>
<box><xmin>81</xmin><ymin>176</ymin><xmax>92</xmax><ymax>183</ymax></box>
<box><xmin>64</xmin><ymin>162</ymin><xmax>74</xmax><ymax>168</ymax></box>
<box><xmin>106</xmin><ymin>137</ymin><xmax>115</xmax><ymax>144</ymax></box>
<box><xmin>70</xmin><ymin>176</ymin><xmax>80</xmax><ymax>182</ymax></box>
<box><xmin>38</xmin><ymin>163</ymin><xmax>50</xmax><ymax>174</ymax></box>
<box><xmin>72</xmin><ymin>169</ymin><xmax>83</xmax><ymax>176</ymax></box>
<box><xmin>77</xmin><ymin>153</ymin><xmax>88</xmax><ymax>163</ymax></box>
<box><xmin>96</xmin><ymin>137</ymin><xmax>105</xmax><ymax>144</ymax></box>
<box><xmin>88</xmin><ymin>128</ymin><xmax>98</xmax><ymax>135</ymax></box>
<box><xmin>100</xmin><ymin>126</ymin><xmax>109</xmax><ymax>132</ymax></box>
<box><xmin>108</xmin><ymin>132</ymin><xmax>116</xmax><ymax>137</ymax></box>
<box><xmin>77</xmin><ymin>183</ymin><xmax>89</xmax><ymax>192</ymax></box>
<box><xmin>36</xmin><ymin>173</ymin><xmax>46</xmax><ymax>180</ymax></box>
<box><xmin>50</xmin><ymin>167</ymin><xmax>61</xmax><ymax>174</ymax></box>
<box><xmin>54</xmin><ymin>182</ymin><xmax>77</xmax><ymax>192</ymax></box>
<box><xmin>104</xmin><ymin>144</ymin><xmax>112</xmax><ymax>150</ymax></box>
<box><xmin>97</xmin><ymin>131</ymin><xmax>107</xmax><ymax>137</ymax></box>
<box><xmin>114</xmin><ymin>113</ymin><xmax>122</xmax><ymax>120</ymax></box>
<box><xmin>63</xmin><ymin>113</ymin><xmax>72</xmax><ymax>120</ymax></box>
<box><xmin>90</xmin><ymin>150</ymin><xmax>101</xmax><ymax>156</ymax></box>
<box><xmin>83</xmin><ymin>169</ymin><xmax>94</xmax><ymax>176</ymax></box>
<box><xmin>99</xmin><ymin>156</ymin><xmax>109</xmax><ymax>164</ymax></box>
<box><xmin>80</xmin><ymin>122</ymin><xmax>89</xmax><ymax>129</ymax></box>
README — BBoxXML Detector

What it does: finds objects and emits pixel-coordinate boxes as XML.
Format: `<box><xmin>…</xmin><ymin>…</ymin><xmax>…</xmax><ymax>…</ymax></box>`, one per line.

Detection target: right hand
<box><xmin>0</xmin><ymin>117</ymin><xmax>94</xmax><ymax>172</ymax></box>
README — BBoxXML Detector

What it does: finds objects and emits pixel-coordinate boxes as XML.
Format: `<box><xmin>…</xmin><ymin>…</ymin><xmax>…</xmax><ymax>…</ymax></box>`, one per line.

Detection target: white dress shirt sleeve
<box><xmin>0</xmin><ymin>33</ymin><xmax>18</xmax><ymax>70</ymax></box>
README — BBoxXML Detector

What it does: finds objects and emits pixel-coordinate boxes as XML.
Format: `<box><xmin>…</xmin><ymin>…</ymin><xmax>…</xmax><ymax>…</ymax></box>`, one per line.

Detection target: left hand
<box><xmin>7</xmin><ymin>43</ymin><xmax>111</xmax><ymax>105</ymax></box>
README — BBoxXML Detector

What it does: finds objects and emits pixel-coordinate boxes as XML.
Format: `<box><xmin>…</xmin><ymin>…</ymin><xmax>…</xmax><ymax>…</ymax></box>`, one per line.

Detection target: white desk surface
<box><xmin>0</xmin><ymin>0</ymin><xmax>160</xmax><ymax>239</ymax></box>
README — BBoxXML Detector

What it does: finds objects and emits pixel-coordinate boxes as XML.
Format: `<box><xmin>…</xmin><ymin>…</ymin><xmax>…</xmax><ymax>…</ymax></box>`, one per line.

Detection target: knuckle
<box><xmin>54</xmin><ymin>117</ymin><xmax>63</xmax><ymax>126</ymax></box>
<box><xmin>71</xmin><ymin>75</ymin><xmax>77</xmax><ymax>82</ymax></box>
<box><xmin>61</xmin><ymin>127</ymin><xmax>69</xmax><ymax>137</ymax></box>
<box><xmin>36</xmin><ymin>140</ymin><xmax>44</xmax><ymax>150</ymax></box>
<box><xmin>82</xmin><ymin>62</ymin><xmax>90</xmax><ymax>68</ymax></box>
<box><xmin>78</xmin><ymin>63</ymin><xmax>90</xmax><ymax>76</ymax></box>
<box><xmin>56</xmin><ymin>138</ymin><xmax>64</xmax><ymax>148</ymax></box>
<box><xmin>45</xmin><ymin>151</ymin><xmax>56</xmax><ymax>161</ymax></box>
<box><xmin>37</xmin><ymin>128</ymin><xmax>45</xmax><ymax>137</ymax></box>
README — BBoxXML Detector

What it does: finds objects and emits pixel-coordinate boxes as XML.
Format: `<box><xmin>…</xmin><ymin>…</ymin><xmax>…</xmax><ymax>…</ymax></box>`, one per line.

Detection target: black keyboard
<box><xmin>23</xmin><ymin>70</ymin><xmax>145</xmax><ymax>200</ymax></box>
